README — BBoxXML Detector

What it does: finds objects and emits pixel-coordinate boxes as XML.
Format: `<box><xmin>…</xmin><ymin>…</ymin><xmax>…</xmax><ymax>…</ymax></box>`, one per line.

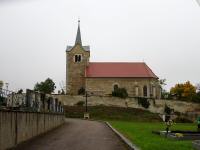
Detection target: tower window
<box><xmin>74</xmin><ymin>54</ymin><xmax>82</xmax><ymax>62</ymax></box>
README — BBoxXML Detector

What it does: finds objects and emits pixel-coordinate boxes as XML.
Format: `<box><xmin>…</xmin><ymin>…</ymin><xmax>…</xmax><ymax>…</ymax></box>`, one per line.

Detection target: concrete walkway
<box><xmin>13</xmin><ymin>119</ymin><xmax>128</xmax><ymax>150</ymax></box>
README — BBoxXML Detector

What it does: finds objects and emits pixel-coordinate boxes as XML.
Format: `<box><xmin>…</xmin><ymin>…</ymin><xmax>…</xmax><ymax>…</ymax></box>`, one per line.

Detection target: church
<box><xmin>66</xmin><ymin>21</ymin><xmax>161</xmax><ymax>99</ymax></box>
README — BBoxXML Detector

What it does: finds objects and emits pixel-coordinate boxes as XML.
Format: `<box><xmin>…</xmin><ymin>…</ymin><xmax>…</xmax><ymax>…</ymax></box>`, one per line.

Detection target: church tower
<box><xmin>66</xmin><ymin>21</ymin><xmax>90</xmax><ymax>95</ymax></box>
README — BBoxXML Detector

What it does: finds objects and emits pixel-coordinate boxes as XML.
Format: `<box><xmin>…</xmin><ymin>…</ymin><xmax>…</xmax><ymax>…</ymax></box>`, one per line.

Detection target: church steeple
<box><xmin>75</xmin><ymin>20</ymin><xmax>82</xmax><ymax>46</ymax></box>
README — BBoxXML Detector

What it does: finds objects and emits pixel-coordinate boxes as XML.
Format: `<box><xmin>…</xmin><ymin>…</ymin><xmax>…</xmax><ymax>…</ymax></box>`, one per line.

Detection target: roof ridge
<box><xmin>143</xmin><ymin>63</ymin><xmax>158</xmax><ymax>79</ymax></box>
<box><xmin>89</xmin><ymin>62</ymin><xmax>145</xmax><ymax>63</ymax></box>
<box><xmin>143</xmin><ymin>63</ymin><xmax>151</xmax><ymax>76</ymax></box>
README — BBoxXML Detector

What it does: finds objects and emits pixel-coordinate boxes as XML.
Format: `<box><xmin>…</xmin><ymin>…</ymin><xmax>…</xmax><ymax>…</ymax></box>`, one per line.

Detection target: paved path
<box><xmin>13</xmin><ymin>119</ymin><xmax>128</xmax><ymax>150</ymax></box>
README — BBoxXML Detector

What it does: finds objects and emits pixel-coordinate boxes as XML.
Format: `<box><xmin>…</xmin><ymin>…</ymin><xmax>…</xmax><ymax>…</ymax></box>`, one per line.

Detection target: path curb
<box><xmin>105</xmin><ymin>122</ymin><xmax>140</xmax><ymax>150</ymax></box>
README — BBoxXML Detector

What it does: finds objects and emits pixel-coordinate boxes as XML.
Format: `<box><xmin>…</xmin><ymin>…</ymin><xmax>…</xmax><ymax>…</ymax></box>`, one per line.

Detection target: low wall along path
<box><xmin>0</xmin><ymin>110</ymin><xmax>64</xmax><ymax>150</ymax></box>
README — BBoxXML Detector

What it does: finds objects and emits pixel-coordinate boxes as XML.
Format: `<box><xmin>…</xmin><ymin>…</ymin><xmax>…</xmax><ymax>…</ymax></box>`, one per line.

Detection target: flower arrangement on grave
<box><xmin>175</xmin><ymin>133</ymin><xmax>183</xmax><ymax>138</ymax></box>
<box><xmin>165</xmin><ymin>119</ymin><xmax>174</xmax><ymax>135</ymax></box>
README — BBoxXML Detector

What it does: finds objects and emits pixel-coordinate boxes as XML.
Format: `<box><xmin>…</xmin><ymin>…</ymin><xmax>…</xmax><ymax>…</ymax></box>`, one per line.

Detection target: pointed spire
<box><xmin>75</xmin><ymin>20</ymin><xmax>82</xmax><ymax>46</ymax></box>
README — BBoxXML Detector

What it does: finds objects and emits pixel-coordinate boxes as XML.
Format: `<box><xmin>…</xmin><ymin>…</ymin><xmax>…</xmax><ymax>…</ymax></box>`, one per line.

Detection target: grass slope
<box><xmin>64</xmin><ymin>106</ymin><xmax>161</xmax><ymax>122</ymax></box>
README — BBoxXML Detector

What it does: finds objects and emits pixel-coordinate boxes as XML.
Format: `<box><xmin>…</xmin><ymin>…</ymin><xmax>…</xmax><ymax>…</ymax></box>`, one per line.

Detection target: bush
<box><xmin>138</xmin><ymin>97</ymin><xmax>150</xmax><ymax>109</ymax></box>
<box><xmin>78</xmin><ymin>87</ymin><xmax>85</xmax><ymax>95</ymax></box>
<box><xmin>112</xmin><ymin>87</ymin><xmax>128</xmax><ymax>99</ymax></box>
<box><xmin>0</xmin><ymin>96</ymin><xmax>6</xmax><ymax>106</ymax></box>
<box><xmin>76</xmin><ymin>101</ymin><xmax>85</xmax><ymax>106</ymax></box>
<box><xmin>191</xmin><ymin>92</ymin><xmax>200</xmax><ymax>103</ymax></box>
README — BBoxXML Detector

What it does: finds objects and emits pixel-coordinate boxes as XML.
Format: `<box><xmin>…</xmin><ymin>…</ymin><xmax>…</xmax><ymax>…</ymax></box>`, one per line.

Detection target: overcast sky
<box><xmin>0</xmin><ymin>0</ymin><xmax>200</xmax><ymax>92</ymax></box>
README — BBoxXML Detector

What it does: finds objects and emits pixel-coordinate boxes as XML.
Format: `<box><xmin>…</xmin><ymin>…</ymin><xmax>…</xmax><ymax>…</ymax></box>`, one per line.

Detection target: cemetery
<box><xmin>0</xmin><ymin>88</ymin><xmax>65</xmax><ymax>150</ymax></box>
<box><xmin>0</xmin><ymin>88</ymin><xmax>64</xmax><ymax>113</ymax></box>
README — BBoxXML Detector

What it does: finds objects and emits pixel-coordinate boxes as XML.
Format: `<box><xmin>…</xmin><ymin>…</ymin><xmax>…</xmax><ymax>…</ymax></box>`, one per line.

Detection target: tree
<box><xmin>159</xmin><ymin>78</ymin><xmax>167</xmax><ymax>88</ymax></box>
<box><xmin>0</xmin><ymin>81</ymin><xmax>3</xmax><ymax>89</ymax></box>
<box><xmin>191</xmin><ymin>91</ymin><xmax>200</xmax><ymax>103</ymax></box>
<box><xmin>182</xmin><ymin>81</ymin><xmax>196</xmax><ymax>98</ymax></box>
<box><xmin>34</xmin><ymin>78</ymin><xmax>56</xmax><ymax>94</ymax></box>
<box><xmin>17</xmin><ymin>89</ymin><xmax>23</xmax><ymax>94</ymax></box>
<box><xmin>159</xmin><ymin>79</ymin><xmax>167</xmax><ymax>99</ymax></box>
<box><xmin>196</xmin><ymin>83</ymin><xmax>200</xmax><ymax>92</ymax></box>
<box><xmin>170</xmin><ymin>81</ymin><xmax>196</xmax><ymax>100</ymax></box>
<box><xmin>170</xmin><ymin>84</ymin><xmax>184</xmax><ymax>99</ymax></box>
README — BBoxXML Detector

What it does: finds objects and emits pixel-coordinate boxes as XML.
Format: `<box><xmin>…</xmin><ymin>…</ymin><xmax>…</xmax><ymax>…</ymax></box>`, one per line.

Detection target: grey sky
<box><xmin>0</xmin><ymin>0</ymin><xmax>200</xmax><ymax>92</ymax></box>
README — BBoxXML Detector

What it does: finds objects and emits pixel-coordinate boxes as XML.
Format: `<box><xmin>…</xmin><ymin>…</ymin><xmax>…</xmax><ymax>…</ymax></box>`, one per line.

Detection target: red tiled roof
<box><xmin>86</xmin><ymin>62</ymin><xmax>158</xmax><ymax>78</ymax></box>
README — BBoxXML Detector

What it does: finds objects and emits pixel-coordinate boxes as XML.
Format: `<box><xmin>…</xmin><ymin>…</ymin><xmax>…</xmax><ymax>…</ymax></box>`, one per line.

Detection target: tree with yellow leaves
<box><xmin>170</xmin><ymin>81</ymin><xmax>196</xmax><ymax>101</ymax></box>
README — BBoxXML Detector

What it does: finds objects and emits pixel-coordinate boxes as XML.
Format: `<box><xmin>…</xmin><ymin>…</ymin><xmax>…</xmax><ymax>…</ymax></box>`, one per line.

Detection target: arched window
<box><xmin>113</xmin><ymin>84</ymin><xmax>119</xmax><ymax>91</ymax></box>
<box><xmin>143</xmin><ymin>86</ymin><xmax>147</xmax><ymax>97</ymax></box>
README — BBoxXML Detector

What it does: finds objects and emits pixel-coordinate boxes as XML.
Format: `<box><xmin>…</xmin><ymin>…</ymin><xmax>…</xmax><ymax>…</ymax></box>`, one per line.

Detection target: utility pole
<box><xmin>85</xmin><ymin>91</ymin><xmax>88</xmax><ymax>112</ymax></box>
<box><xmin>84</xmin><ymin>91</ymin><xmax>89</xmax><ymax>119</ymax></box>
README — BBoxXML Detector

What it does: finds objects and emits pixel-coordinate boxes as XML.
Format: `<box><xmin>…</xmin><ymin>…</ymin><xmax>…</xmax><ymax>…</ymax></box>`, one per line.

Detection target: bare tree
<box><xmin>196</xmin><ymin>83</ymin><xmax>200</xmax><ymax>92</ymax></box>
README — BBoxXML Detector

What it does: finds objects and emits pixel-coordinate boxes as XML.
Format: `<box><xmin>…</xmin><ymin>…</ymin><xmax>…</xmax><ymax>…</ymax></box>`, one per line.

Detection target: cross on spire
<box><xmin>75</xmin><ymin>19</ymin><xmax>82</xmax><ymax>46</ymax></box>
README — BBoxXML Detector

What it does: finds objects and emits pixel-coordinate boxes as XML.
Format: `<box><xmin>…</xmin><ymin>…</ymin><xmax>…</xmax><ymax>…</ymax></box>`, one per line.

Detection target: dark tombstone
<box><xmin>58</xmin><ymin>102</ymin><xmax>61</xmax><ymax>112</ymax></box>
<box><xmin>45</xmin><ymin>97</ymin><xmax>49</xmax><ymax>111</ymax></box>
<box><xmin>26</xmin><ymin>89</ymin><xmax>32</xmax><ymax>108</ymax></box>
<box><xmin>52</xmin><ymin>97</ymin><xmax>55</xmax><ymax>112</ymax></box>
<box><xmin>41</xmin><ymin>93</ymin><xmax>45</xmax><ymax>111</ymax></box>
<box><xmin>35</xmin><ymin>92</ymin><xmax>40</xmax><ymax>112</ymax></box>
<box><xmin>55</xmin><ymin>98</ymin><xmax>58</xmax><ymax>112</ymax></box>
<box><xmin>0</xmin><ymin>89</ymin><xmax>3</xmax><ymax>106</ymax></box>
<box><xmin>47</xmin><ymin>97</ymin><xmax>51</xmax><ymax>111</ymax></box>
<box><xmin>61</xmin><ymin>106</ymin><xmax>64</xmax><ymax>113</ymax></box>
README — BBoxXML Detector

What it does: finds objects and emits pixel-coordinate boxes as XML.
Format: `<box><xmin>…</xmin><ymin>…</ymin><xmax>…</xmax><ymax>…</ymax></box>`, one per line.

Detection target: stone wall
<box><xmin>86</xmin><ymin>77</ymin><xmax>161</xmax><ymax>98</ymax></box>
<box><xmin>54</xmin><ymin>95</ymin><xmax>200</xmax><ymax>121</ymax></box>
<box><xmin>0</xmin><ymin>110</ymin><xmax>64</xmax><ymax>150</ymax></box>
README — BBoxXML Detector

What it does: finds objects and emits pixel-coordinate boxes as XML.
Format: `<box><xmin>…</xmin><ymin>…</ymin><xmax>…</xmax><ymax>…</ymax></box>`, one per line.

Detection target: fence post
<box><xmin>15</xmin><ymin>112</ymin><xmax>18</xmax><ymax>145</ymax></box>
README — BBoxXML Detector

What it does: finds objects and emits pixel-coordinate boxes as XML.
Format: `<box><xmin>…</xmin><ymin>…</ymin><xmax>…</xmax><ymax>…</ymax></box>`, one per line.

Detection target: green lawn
<box><xmin>110</xmin><ymin>121</ymin><xmax>196</xmax><ymax>150</ymax></box>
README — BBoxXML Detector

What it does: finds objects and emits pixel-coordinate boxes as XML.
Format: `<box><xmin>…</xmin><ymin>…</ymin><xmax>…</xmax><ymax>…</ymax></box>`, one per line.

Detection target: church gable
<box><xmin>67</xmin><ymin>44</ymin><xmax>89</xmax><ymax>54</ymax></box>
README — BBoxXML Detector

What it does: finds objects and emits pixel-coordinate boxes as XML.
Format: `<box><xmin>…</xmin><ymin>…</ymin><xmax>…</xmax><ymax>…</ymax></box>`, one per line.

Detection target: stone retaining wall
<box><xmin>0</xmin><ymin>110</ymin><xmax>64</xmax><ymax>150</ymax></box>
<box><xmin>54</xmin><ymin>95</ymin><xmax>200</xmax><ymax>121</ymax></box>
